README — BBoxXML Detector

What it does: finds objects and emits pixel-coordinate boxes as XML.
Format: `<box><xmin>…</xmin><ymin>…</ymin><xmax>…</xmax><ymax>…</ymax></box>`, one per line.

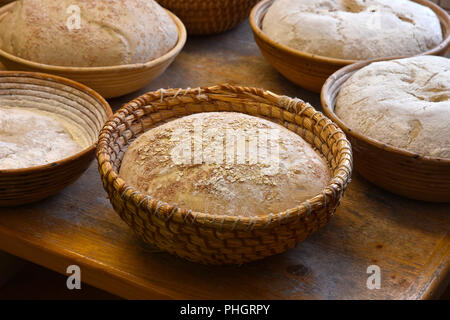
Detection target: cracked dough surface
<box><xmin>336</xmin><ymin>56</ymin><xmax>450</xmax><ymax>159</ymax></box>
<box><xmin>119</xmin><ymin>112</ymin><xmax>330</xmax><ymax>217</ymax></box>
<box><xmin>262</xmin><ymin>0</ymin><xmax>442</xmax><ymax>60</ymax></box>
<box><xmin>0</xmin><ymin>106</ymin><xmax>82</xmax><ymax>169</ymax></box>
<box><xmin>0</xmin><ymin>0</ymin><xmax>178</xmax><ymax>67</ymax></box>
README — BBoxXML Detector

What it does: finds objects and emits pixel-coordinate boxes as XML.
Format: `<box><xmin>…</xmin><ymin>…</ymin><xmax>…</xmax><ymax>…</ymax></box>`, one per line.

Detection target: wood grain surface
<box><xmin>0</xmin><ymin>21</ymin><xmax>449</xmax><ymax>300</ymax></box>
<box><xmin>0</xmin><ymin>261</ymin><xmax>121</xmax><ymax>300</ymax></box>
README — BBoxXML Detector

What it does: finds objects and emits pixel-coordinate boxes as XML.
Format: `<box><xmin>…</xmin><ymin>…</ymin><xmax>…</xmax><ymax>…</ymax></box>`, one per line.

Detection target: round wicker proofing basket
<box><xmin>321</xmin><ymin>60</ymin><xmax>450</xmax><ymax>203</ymax></box>
<box><xmin>97</xmin><ymin>85</ymin><xmax>353</xmax><ymax>265</ymax></box>
<box><xmin>156</xmin><ymin>0</ymin><xmax>259</xmax><ymax>35</ymax></box>
<box><xmin>250</xmin><ymin>0</ymin><xmax>450</xmax><ymax>93</ymax></box>
<box><xmin>0</xmin><ymin>2</ymin><xmax>187</xmax><ymax>98</ymax></box>
<box><xmin>0</xmin><ymin>71</ymin><xmax>112</xmax><ymax>206</ymax></box>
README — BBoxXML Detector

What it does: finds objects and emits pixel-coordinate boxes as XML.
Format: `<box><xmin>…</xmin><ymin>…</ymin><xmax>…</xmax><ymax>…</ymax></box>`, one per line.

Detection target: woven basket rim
<box><xmin>321</xmin><ymin>58</ymin><xmax>450</xmax><ymax>165</ymax></box>
<box><xmin>0</xmin><ymin>70</ymin><xmax>113</xmax><ymax>175</ymax></box>
<box><xmin>158</xmin><ymin>0</ymin><xmax>259</xmax><ymax>8</ymax></box>
<box><xmin>0</xmin><ymin>2</ymin><xmax>187</xmax><ymax>73</ymax></box>
<box><xmin>157</xmin><ymin>0</ymin><xmax>259</xmax><ymax>35</ymax></box>
<box><xmin>97</xmin><ymin>84</ymin><xmax>353</xmax><ymax>229</ymax></box>
<box><xmin>250</xmin><ymin>0</ymin><xmax>450</xmax><ymax>66</ymax></box>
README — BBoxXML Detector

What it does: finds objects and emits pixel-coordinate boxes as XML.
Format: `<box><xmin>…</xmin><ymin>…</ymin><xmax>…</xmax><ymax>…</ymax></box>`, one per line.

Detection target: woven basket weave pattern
<box><xmin>157</xmin><ymin>0</ymin><xmax>259</xmax><ymax>35</ymax></box>
<box><xmin>97</xmin><ymin>85</ymin><xmax>353</xmax><ymax>264</ymax></box>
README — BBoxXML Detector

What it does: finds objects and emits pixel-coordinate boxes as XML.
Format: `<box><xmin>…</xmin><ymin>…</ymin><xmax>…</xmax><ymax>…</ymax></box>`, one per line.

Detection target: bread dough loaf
<box><xmin>336</xmin><ymin>56</ymin><xmax>450</xmax><ymax>158</ymax></box>
<box><xmin>120</xmin><ymin>112</ymin><xmax>330</xmax><ymax>216</ymax></box>
<box><xmin>0</xmin><ymin>0</ymin><xmax>178</xmax><ymax>67</ymax></box>
<box><xmin>262</xmin><ymin>0</ymin><xmax>443</xmax><ymax>60</ymax></box>
<box><xmin>0</xmin><ymin>106</ymin><xmax>82</xmax><ymax>169</ymax></box>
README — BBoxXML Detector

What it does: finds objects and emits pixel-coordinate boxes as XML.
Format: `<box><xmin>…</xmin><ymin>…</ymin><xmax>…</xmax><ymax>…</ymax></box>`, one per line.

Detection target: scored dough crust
<box><xmin>119</xmin><ymin>112</ymin><xmax>330</xmax><ymax>217</ymax></box>
<box><xmin>0</xmin><ymin>0</ymin><xmax>178</xmax><ymax>67</ymax></box>
<box><xmin>336</xmin><ymin>56</ymin><xmax>450</xmax><ymax>159</ymax></box>
<box><xmin>262</xmin><ymin>0</ymin><xmax>443</xmax><ymax>60</ymax></box>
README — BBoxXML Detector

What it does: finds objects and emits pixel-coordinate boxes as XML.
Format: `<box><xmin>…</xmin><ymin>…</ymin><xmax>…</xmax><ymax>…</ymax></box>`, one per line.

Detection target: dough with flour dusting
<box><xmin>262</xmin><ymin>0</ymin><xmax>442</xmax><ymax>60</ymax></box>
<box><xmin>0</xmin><ymin>106</ymin><xmax>82</xmax><ymax>169</ymax></box>
<box><xmin>0</xmin><ymin>0</ymin><xmax>178</xmax><ymax>67</ymax></box>
<box><xmin>120</xmin><ymin>112</ymin><xmax>330</xmax><ymax>216</ymax></box>
<box><xmin>336</xmin><ymin>56</ymin><xmax>450</xmax><ymax>158</ymax></box>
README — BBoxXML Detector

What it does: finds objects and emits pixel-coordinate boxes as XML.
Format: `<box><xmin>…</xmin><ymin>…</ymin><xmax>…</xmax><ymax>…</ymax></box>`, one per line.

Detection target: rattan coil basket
<box><xmin>0</xmin><ymin>71</ymin><xmax>112</xmax><ymax>206</ymax></box>
<box><xmin>97</xmin><ymin>85</ymin><xmax>353</xmax><ymax>265</ymax></box>
<box><xmin>156</xmin><ymin>0</ymin><xmax>259</xmax><ymax>35</ymax></box>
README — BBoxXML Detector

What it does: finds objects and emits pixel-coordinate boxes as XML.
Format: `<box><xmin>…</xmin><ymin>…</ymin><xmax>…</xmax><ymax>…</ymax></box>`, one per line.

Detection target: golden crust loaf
<box><xmin>0</xmin><ymin>0</ymin><xmax>178</xmax><ymax>67</ymax></box>
<box><xmin>119</xmin><ymin>112</ymin><xmax>330</xmax><ymax>217</ymax></box>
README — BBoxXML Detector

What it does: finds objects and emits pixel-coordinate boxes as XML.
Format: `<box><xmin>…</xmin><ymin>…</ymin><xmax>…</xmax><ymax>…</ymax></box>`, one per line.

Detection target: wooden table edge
<box><xmin>422</xmin><ymin>263</ymin><xmax>450</xmax><ymax>300</ymax></box>
<box><xmin>0</xmin><ymin>224</ymin><xmax>184</xmax><ymax>300</ymax></box>
<box><xmin>1</xmin><ymin>221</ymin><xmax>449</xmax><ymax>300</ymax></box>
<box><xmin>415</xmin><ymin>239</ymin><xmax>450</xmax><ymax>300</ymax></box>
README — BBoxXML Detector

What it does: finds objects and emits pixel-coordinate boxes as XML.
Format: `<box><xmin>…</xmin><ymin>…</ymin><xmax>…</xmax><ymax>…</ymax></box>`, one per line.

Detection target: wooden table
<box><xmin>0</xmin><ymin>21</ymin><xmax>449</xmax><ymax>300</ymax></box>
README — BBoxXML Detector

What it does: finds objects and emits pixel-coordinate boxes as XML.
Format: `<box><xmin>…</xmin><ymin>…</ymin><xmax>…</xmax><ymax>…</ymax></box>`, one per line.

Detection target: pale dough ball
<box><xmin>262</xmin><ymin>0</ymin><xmax>443</xmax><ymax>60</ymax></box>
<box><xmin>0</xmin><ymin>0</ymin><xmax>178</xmax><ymax>67</ymax></box>
<box><xmin>336</xmin><ymin>56</ymin><xmax>450</xmax><ymax>158</ymax></box>
<box><xmin>0</xmin><ymin>106</ymin><xmax>82</xmax><ymax>169</ymax></box>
